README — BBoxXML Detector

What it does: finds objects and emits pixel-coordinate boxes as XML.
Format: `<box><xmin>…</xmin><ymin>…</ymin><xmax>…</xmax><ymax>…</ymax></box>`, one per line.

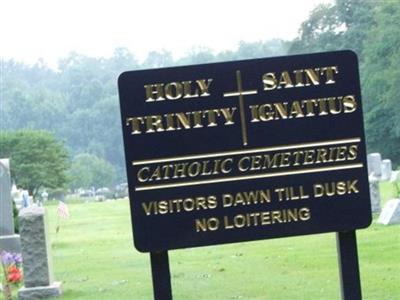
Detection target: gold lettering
<box><xmin>141</xmin><ymin>202</ymin><xmax>153</xmax><ymax>216</ymax></box>
<box><xmin>277</xmin><ymin>71</ymin><xmax>294</xmax><ymax>89</ymax></box>
<box><xmin>303</xmin><ymin>150</ymin><xmax>315</xmax><ymax>165</ymax></box>
<box><xmin>313</xmin><ymin>184</ymin><xmax>324</xmax><ymax>198</ymax></box>
<box><xmin>204</xmin><ymin>109</ymin><xmax>221</xmax><ymax>127</ymax></box>
<box><xmin>250</xmin><ymin>155</ymin><xmax>262</xmax><ymax>171</ymax></box>
<box><xmin>249</xmin><ymin>105</ymin><xmax>260</xmax><ymax>122</ymax></box>
<box><xmin>289</xmin><ymin>101</ymin><xmax>305</xmax><ymax>118</ymax></box>
<box><xmin>145</xmin><ymin>115</ymin><xmax>165</xmax><ymax>133</ymax></box>
<box><xmin>293</xmin><ymin>69</ymin><xmax>305</xmax><ymax>87</ymax></box>
<box><xmin>173</xmin><ymin>163</ymin><xmax>188</xmax><ymax>178</ymax></box>
<box><xmin>182</xmin><ymin>81</ymin><xmax>199</xmax><ymax>98</ymax></box>
<box><xmin>137</xmin><ymin>167</ymin><xmax>150</xmax><ymax>182</ymax></box>
<box><xmin>144</xmin><ymin>83</ymin><xmax>165</xmax><ymax>102</ymax></box>
<box><xmin>164</xmin><ymin>113</ymin><xmax>175</xmax><ymax>131</ymax></box>
<box><xmin>191</xmin><ymin>111</ymin><xmax>204</xmax><ymax>128</ymax></box>
<box><xmin>317</xmin><ymin>98</ymin><xmax>329</xmax><ymax>116</ymax></box>
<box><xmin>196</xmin><ymin>79</ymin><xmax>213</xmax><ymax>97</ymax></box>
<box><xmin>221</xmin><ymin>158</ymin><xmax>233</xmax><ymax>174</ymax></box>
<box><xmin>343</xmin><ymin>95</ymin><xmax>357</xmax><ymax>113</ymax></box>
<box><xmin>321</xmin><ymin>66</ymin><xmax>339</xmax><ymax>84</ymax></box>
<box><xmin>262</xmin><ymin>154</ymin><xmax>279</xmax><ymax>169</ymax></box>
<box><xmin>347</xmin><ymin>180</ymin><xmax>359</xmax><ymax>194</ymax></box>
<box><xmin>336</xmin><ymin>146</ymin><xmax>347</xmax><ymax>161</ymax></box>
<box><xmin>301</xmin><ymin>99</ymin><xmax>318</xmax><ymax>116</ymax></box>
<box><xmin>337</xmin><ymin>181</ymin><xmax>347</xmax><ymax>195</ymax></box>
<box><xmin>304</xmin><ymin>68</ymin><xmax>320</xmax><ymax>86</ymax></box>
<box><xmin>238</xmin><ymin>156</ymin><xmax>250</xmax><ymax>172</ymax></box>
<box><xmin>299</xmin><ymin>207</ymin><xmax>311</xmax><ymax>221</ymax></box>
<box><xmin>259</xmin><ymin>104</ymin><xmax>275</xmax><ymax>121</ymax></box>
<box><xmin>328</xmin><ymin>97</ymin><xmax>342</xmax><ymax>114</ymax></box>
<box><xmin>219</xmin><ymin>107</ymin><xmax>236</xmax><ymax>125</ymax></box>
<box><xmin>348</xmin><ymin>145</ymin><xmax>358</xmax><ymax>160</ymax></box>
<box><xmin>165</xmin><ymin>82</ymin><xmax>183</xmax><ymax>100</ymax></box>
<box><xmin>175</xmin><ymin>112</ymin><xmax>191</xmax><ymax>130</ymax></box>
<box><xmin>280</xmin><ymin>152</ymin><xmax>291</xmax><ymax>167</ymax></box>
<box><xmin>274</xmin><ymin>102</ymin><xmax>289</xmax><ymax>119</ymax></box>
<box><xmin>315</xmin><ymin>148</ymin><xmax>328</xmax><ymax>164</ymax></box>
<box><xmin>158</xmin><ymin>201</ymin><xmax>168</xmax><ymax>214</ymax></box>
<box><xmin>195</xmin><ymin>219</ymin><xmax>207</xmax><ymax>232</ymax></box>
<box><xmin>126</xmin><ymin>117</ymin><xmax>144</xmax><ymax>134</ymax></box>
<box><xmin>262</xmin><ymin>73</ymin><xmax>277</xmax><ymax>90</ymax></box>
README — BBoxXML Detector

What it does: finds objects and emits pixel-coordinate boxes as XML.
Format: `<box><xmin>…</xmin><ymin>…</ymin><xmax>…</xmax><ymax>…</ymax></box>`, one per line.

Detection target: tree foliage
<box><xmin>361</xmin><ymin>1</ymin><xmax>400</xmax><ymax>165</ymax></box>
<box><xmin>69</xmin><ymin>153</ymin><xmax>116</xmax><ymax>190</ymax></box>
<box><xmin>288</xmin><ymin>0</ymin><xmax>376</xmax><ymax>58</ymax></box>
<box><xmin>286</xmin><ymin>0</ymin><xmax>400</xmax><ymax>167</ymax></box>
<box><xmin>0</xmin><ymin>130</ymin><xmax>69</xmax><ymax>197</ymax></box>
<box><xmin>2</xmin><ymin>0</ymin><xmax>400</xmax><ymax>185</ymax></box>
<box><xmin>1</xmin><ymin>42</ymin><xmax>286</xmax><ymax>183</ymax></box>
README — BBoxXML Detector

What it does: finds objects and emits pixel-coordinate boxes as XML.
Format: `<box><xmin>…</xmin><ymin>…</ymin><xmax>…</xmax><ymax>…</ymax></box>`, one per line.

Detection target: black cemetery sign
<box><xmin>119</xmin><ymin>51</ymin><xmax>371</xmax><ymax>300</ymax></box>
<box><xmin>118</xmin><ymin>50</ymin><xmax>371</xmax><ymax>253</ymax></box>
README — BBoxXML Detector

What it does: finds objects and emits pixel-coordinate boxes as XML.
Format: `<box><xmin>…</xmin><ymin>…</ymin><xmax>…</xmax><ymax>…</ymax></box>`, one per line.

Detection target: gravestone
<box><xmin>390</xmin><ymin>170</ymin><xmax>399</xmax><ymax>182</ymax></box>
<box><xmin>377</xmin><ymin>199</ymin><xmax>400</xmax><ymax>225</ymax></box>
<box><xmin>369</xmin><ymin>174</ymin><xmax>381</xmax><ymax>213</ymax></box>
<box><xmin>367</xmin><ymin>153</ymin><xmax>382</xmax><ymax>178</ymax></box>
<box><xmin>367</xmin><ymin>153</ymin><xmax>383</xmax><ymax>213</ymax></box>
<box><xmin>0</xmin><ymin>158</ymin><xmax>21</xmax><ymax>253</ymax></box>
<box><xmin>381</xmin><ymin>159</ymin><xmax>392</xmax><ymax>181</ymax></box>
<box><xmin>18</xmin><ymin>206</ymin><xmax>62</xmax><ymax>300</ymax></box>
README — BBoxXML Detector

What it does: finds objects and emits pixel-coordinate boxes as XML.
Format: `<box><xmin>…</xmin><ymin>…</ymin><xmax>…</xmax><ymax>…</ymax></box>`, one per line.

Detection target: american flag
<box><xmin>57</xmin><ymin>201</ymin><xmax>70</xmax><ymax>219</ymax></box>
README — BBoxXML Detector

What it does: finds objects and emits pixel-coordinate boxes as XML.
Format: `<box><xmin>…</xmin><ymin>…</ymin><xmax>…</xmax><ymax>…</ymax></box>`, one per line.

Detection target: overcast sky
<box><xmin>1</xmin><ymin>0</ymin><xmax>331</xmax><ymax>67</ymax></box>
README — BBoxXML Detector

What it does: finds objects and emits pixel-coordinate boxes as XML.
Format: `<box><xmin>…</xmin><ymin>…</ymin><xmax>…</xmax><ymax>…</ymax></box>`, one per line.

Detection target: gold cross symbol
<box><xmin>223</xmin><ymin>70</ymin><xmax>258</xmax><ymax>146</ymax></box>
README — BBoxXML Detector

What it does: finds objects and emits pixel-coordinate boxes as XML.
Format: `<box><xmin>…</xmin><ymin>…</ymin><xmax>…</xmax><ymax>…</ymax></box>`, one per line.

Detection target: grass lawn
<box><xmin>5</xmin><ymin>183</ymin><xmax>400</xmax><ymax>299</ymax></box>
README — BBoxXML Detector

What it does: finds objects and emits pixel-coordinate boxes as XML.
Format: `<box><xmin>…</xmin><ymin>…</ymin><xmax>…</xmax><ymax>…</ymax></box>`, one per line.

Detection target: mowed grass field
<box><xmin>7</xmin><ymin>183</ymin><xmax>400</xmax><ymax>299</ymax></box>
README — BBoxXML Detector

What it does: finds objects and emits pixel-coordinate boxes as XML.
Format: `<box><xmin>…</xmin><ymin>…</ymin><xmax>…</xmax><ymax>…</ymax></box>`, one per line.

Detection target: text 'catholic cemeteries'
<box><xmin>118</xmin><ymin>51</ymin><xmax>371</xmax><ymax>252</ymax></box>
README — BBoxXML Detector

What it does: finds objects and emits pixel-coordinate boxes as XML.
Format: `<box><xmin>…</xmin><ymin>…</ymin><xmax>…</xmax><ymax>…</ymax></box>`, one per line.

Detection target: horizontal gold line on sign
<box><xmin>135</xmin><ymin>163</ymin><xmax>364</xmax><ymax>191</ymax></box>
<box><xmin>223</xmin><ymin>90</ymin><xmax>258</xmax><ymax>97</ymax></box>
<box><xmin>132</xmin><ymin>137</ymin><xmax>361</xmax><ymax>166</ymax></box>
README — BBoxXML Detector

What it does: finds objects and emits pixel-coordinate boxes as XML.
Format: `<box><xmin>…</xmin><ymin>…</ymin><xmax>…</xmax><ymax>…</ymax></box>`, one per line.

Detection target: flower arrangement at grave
<box><xmin>1</xmin><ymin>251</ymin><xmax>23</xmax><ymax>300</ymax></box>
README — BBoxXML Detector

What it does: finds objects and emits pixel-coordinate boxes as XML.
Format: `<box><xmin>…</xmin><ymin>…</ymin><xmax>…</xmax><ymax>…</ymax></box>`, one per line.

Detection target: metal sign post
<box><xmin>150</xmin><ymin>251</ymin><xmax>173</xmax><ymax>300</ymax></box>
<box><xmin>336</xmin><ymin>230</ymin><xmax>362</xmax><ymax>300</ymax></box>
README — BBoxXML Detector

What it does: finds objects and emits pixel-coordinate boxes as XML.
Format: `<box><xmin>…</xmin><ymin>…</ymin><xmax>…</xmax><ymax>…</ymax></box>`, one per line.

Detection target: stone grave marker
<box><xmin>367</xmin><ymin>153</ymin><xmax>384</xmax><ymax>214</ymax></box>
<box><xmin>18</xmin><ymin>206</ymin><xmax>62</xmax><ymax>299</ymax></box>
<box><xmin>377</xmin><ymin>199</ymin><xmax>400</xmax><ymax>225</ymax></box>
<box><xmin>369</xmin><ymin>174</ymin><xmax>381</xmax><ymax>213</ymax></box>
<box><xmin>390</xmin><ymin>170</ymin><xmax>399</xmax><ymax>182</ymax></box>
<box><xmin>381</xmin><ymin>159</ymin><xmax>392</xmax><ymax>181</ymax></box>
<box><xmin>367</xmin><ymin>153</ymin><xmax>382</xmax><ymax>178</ymax></box>
<box><xmin>0</xmin><ymin>158</ymin><xmax>21</xmax><ymax>253</ymax></box>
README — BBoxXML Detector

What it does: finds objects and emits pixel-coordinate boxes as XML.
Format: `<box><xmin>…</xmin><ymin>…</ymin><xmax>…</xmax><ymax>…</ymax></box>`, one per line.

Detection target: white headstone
<box><xmin>377</xmin><ymin>199</ymin><xmax>400</xmax><ymax>225</ymax></box>
<box><xmin>369</xmin><ymin>174</ymin><xmax>381</xmax><ymax>213</ymax></box>
<box><xmin>381</xmin><ymin>159</ymin><xmax>392</xmax><ymax>181</ymax></box>
<box><xmin>390</xmin><ymin>170</ymin><xmax>399</xmax><ymax>183</ymax></box>
<box><xmin>367</xmin><ymin>153</ymin><xmax>382</xmax><ymax>178</ymax></box>
<box><xmin>0</xmin><ymin>158</ymin><xmax>21</xmax><ymax>253</ymax></box>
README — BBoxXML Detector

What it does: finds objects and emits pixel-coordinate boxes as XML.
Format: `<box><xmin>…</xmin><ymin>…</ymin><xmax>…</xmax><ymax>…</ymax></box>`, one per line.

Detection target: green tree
<box><xmin>1</xmin><ymin>40</ymin><xmax>288</xmax><ymax>184</ymax></box>
<box><xmin>69</xmin><ymin>153</ymin><xmax>116</xmax><ymax>190</ymax></box>
<box><xmin>361</xmin><ymin>1</ymin><xmax>400</xmax><ymax>167</ymax></box>
<box><xmin>143</xmin><ymin>50</ymin><xmax>174</xmax><ymax>68</ymax></box>
<box><xmin>0</xmin><ymin>130</ymin><xmax>69</xmax><ymax>198</ymax></box>
<box><xmin>288</xmin><ymin>0</ymin><xmax>376</xmax><ymax>58</ymax></box>
<box><xmin>288</xmin><ymin>3</ymin><xmax>340</xmax><ymax>54</ymax></box>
